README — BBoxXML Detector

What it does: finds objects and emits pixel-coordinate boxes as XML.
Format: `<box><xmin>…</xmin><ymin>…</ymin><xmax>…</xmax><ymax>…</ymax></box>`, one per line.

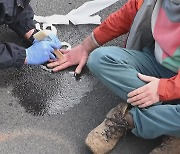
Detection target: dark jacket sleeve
<box><xmin>0</xmin><ymin>0</ymin><xmax>35</xmax><ymax>37</ymax></box>
<box><xmin>0</xmin><ymin>0</ymin><xmax>33</xmax><ymax>69</ymax></box>
<box><xmin>8</xmin><ymin>2</ymin><xmax>36</xmax><ymax>37</ymax></box>
<box><xmin>0</xmin><ymin>43</ymin><xmax>26</xmax><ymax>69</ymax></box>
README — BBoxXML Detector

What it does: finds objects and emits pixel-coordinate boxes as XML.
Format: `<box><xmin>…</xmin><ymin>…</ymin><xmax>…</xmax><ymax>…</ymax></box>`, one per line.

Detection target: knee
<box><xmin>87</xmin><ymin>46</ymin><xmax>126</xmax><ymax>74</ymax></box>
<box><xmin>87</xmin><ymin>47</ymin><xmax>107</xmax><ymax>74</ymax></box>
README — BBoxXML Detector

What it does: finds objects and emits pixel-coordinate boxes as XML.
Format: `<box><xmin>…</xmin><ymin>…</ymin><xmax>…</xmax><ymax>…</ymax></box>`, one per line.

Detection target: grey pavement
<box><xmin>0</xmin><ymin>0</ymin><xmax>161</xmax><ymax>154</ymax></box>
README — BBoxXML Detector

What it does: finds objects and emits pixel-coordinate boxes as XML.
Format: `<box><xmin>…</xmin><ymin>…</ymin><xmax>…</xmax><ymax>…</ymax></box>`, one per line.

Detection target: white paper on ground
<box><xmin>34</xmin><ymin>0</ymin><xmax>118</xmax><ymax>33</ymax></box>
<box><xmin>35</xmin><ymin>15</ymin><xmax>69</xmax><ymax>25</ymax></box>
<box><xmin>67</xmin><ymin>0</ymin><xmax>118</xmax><ymax>17</ymax></box>
<box><xmin>67</xmin><ymin>15</ymin><xmax>101</xmax><ymax>25</ymax></box>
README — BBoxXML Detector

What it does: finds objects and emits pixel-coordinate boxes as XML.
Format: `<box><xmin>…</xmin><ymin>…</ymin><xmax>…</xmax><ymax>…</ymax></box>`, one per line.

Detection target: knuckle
<box><xmin>136</xmin><ymin>89</ymin><xmax>140</xmax><ymax>94</ymax></box>
<box><xmin>147</xmin><ymin>91</ymin><xmax>151</xmax><ymax>95</ymax></box>
<box><xmin>135</xmin><ymin>101</ymin><xmax>140</xmax><ymax>105</ymax></box>
<box><xmin>135</xmin><ymin>95</ymin><xmax>140</xmax><ymax>100</ymax></box>
<box><xmin>136</xmin><ymin>95</ymin><xmax>140</xmax><ymax>100</ymax></box>
<box><xmin>57</xmin><ymin>61</ymin><xmax>61</xmax><ymax>65</ymax></box>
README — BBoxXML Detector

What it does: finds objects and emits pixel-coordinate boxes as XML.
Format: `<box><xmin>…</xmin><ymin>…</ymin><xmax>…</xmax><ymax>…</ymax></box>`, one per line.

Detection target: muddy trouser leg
<box><xmin>87</xmin><ymin>46</ymin><xmax>180</xmax><ymax>139</ymax></box>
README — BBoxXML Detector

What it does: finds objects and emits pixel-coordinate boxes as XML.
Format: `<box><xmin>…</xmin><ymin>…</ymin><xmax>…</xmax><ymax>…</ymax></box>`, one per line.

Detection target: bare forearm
<box><xmin>81</xmin><ymin>33</ymin><xmax>100</xmax><ymax>54</ymax></box>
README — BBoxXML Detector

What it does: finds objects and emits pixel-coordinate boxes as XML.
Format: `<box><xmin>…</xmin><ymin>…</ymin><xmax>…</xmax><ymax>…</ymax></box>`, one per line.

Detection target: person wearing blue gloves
<box><xmin>25</xmin><ymin>34</ymin><xmax>61</xmax><ymax>65</ymax></box>
<box><xmin>0</xmin><ymin>0</ymin><xmax>61</xmax><ymax>69</ymax></box>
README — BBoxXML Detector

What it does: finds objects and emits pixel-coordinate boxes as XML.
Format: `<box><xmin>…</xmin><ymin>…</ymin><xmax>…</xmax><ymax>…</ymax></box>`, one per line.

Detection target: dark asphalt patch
<box><xmin>0</xmin><ymin>66</ymin><xmax>96</xmax><ymax>116</ymax></box>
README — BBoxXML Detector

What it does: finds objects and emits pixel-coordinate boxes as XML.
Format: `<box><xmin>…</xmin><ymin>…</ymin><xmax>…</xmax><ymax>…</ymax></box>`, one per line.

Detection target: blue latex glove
<box><xmin>26</xmin><ymin>40</ymin><xmax>59</xmax><ymax>65</ymax></box>
<box><xmin>33</xmin><ymin>33</ymin><xmax>62</xmax><ymax>50</ymax></box>
<box><xmin>42</xmin><ymin>34</ymin><xmax>62</xmax><ymax>49</ymax></box>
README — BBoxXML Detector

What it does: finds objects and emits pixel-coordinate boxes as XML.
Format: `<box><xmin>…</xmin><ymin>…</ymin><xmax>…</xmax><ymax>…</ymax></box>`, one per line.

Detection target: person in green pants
<box><xmin>48</xmin><ymin>0</ymin><xmax>180</xmax><ymax>153</ymax></box>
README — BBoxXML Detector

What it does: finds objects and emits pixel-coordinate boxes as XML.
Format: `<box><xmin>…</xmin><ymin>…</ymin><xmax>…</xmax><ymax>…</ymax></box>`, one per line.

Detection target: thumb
<box><xmin>75</xmin><ymin>59</ymin><xmax>86</xmax><ymax>74</ymax></box>
<box><xmin>138</xmin><ymin>73</ymin><xmax>154</xmax><ymax>82</ymax></box>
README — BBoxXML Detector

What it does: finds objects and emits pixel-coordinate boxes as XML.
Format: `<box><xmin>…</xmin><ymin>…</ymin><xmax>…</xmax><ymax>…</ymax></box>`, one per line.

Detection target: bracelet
<box><xmin>90</xmin><ymin>32</ymin><xmax>100</xmax><ymax>47</ymax></box>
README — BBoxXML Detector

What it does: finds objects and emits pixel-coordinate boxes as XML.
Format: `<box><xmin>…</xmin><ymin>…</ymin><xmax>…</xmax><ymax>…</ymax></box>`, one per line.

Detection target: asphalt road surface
<box><xmin>0</xmin><ymin>0</ymin><xmax>161</xmax><ymax>153</ymax></box>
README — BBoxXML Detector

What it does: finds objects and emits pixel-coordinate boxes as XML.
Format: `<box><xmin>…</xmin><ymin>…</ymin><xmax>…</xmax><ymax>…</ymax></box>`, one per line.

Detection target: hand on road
<box><xmin>47</xmin><ymin>44</ymin><xmax>89</xmax><ymax>74</ymax></box>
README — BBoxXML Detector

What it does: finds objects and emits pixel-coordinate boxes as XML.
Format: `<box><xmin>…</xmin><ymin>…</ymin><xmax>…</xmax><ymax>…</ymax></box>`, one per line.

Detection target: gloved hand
<box><xmin>43</xmin><ymin>34</ymin><xmax>62</xmax><ymax>48</ymax></box>
<box><xmin>33</xmin><ymin>32</ymin><xmax>62</xmax><ymax>50</ymax></box>
<box><xmin>25</xmin><ymin>40</ymin><xmax>60</xmax><ymax>65</ymax></box>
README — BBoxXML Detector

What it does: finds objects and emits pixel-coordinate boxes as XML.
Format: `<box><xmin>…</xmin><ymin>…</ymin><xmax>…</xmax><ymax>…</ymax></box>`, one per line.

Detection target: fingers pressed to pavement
<box><xmin>52</xmin><ymin>62</ymin><xmax>71</xmax><ymax>72</ymax></box>
<box><xmin>75</xmin><ymin>58</ymin><xmax>87</xmax><ymax>74</ymax></box>
<box><xmin>47</xmin><ymin>58</ymin><xmax>66</xmax><ymax>68</ymax></box>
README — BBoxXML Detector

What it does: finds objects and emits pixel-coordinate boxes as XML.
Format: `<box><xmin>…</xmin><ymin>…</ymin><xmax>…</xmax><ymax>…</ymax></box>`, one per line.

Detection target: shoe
<box><xmin>149</xmin><ymin>136</ymin><xmax>180</xmax><ymax>154</ymax></box>
<box><xmin>85</xmin><ymin>103</ymin><xmax>134</xmax><ymax>154</ymax></box>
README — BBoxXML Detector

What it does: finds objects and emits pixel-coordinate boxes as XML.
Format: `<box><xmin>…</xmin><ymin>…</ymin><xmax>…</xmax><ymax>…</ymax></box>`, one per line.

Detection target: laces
<box><xmin>102</xmin><ymin>112</ymin><xmax>129</xmax><ymax>141</ymax></box>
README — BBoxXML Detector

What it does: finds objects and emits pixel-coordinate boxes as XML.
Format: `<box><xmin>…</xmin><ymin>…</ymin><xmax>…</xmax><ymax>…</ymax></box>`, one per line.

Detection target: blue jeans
<box><xmin>87</xmin><ymin>46</ymin><xmax>180</xmax><ymax>139</ymax></box>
